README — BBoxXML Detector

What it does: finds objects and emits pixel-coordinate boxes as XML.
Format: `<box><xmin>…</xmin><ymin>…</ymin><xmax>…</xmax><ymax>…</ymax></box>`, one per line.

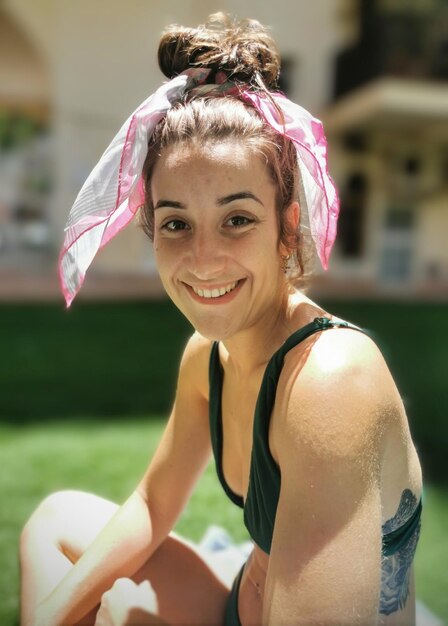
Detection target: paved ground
<box><xmin>0</xmin><ymin>268</ymin><xmax>166</xmax><ymax>304</ymax></box>
<box><xmin>1</xmin><ymin>268</ymin><xmax>447</xmax><ymax>303</ymax></box>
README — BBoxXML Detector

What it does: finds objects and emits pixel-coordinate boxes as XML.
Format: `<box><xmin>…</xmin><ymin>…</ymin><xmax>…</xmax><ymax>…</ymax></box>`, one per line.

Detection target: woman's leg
<box><xmin>20</xmin><ymin>490</ymin><xmax>117</xmax><ymax>625</ymax></box>
<box><xmin>20</xmin><ymin>490</ymin><xmax>234</xmax><ymax>626</ymax></box>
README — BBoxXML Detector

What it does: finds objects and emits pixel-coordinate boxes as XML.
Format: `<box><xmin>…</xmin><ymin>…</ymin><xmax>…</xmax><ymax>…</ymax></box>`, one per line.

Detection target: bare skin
<box><xmin>21</xmin><ymin>492</ymin><xmax>234</xmax><ymax>625</ymax></box>
<box><xmin>214</xmin><ymin>302</ymin><xmax>422</xmax><ymax>626</ymax></box>
<box><xmin>20</xmin><ymin>141</ymin><xmax>422</xmax><ymax>625</ymax></box>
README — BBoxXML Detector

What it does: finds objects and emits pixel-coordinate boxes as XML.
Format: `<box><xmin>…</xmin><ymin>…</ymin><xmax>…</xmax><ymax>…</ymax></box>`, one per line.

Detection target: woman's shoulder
<box><xmin>178</xmin><ymin>331</ymin><xmax>214</xmax><ymax>399</ymax></box>
<box><xmin>310</xmin><ymin>312</ymin><xmax>387</xmax><ymax>375</ymax></box>
<box><xmin>284</xmin><ymin>302</ymin><xmax>391</xmax><ymax>384</ymax></box>
<box><xmin>282</xmin><ymin>298</ymin><xmax>388</xmax><ymax>380</ymax></box>
<box><xmin>274</xmin><ymin>310</ymin><xmax>403</xmax><ymax>461</ymax></box>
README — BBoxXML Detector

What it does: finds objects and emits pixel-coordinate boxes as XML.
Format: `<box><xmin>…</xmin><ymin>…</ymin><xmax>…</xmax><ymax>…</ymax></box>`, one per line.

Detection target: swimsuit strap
<box><xmin>209</xmin><ymin>316</ymin><xmax>368</xmax><ymax>529</ymax></box>
<box><xmin>209</xmin><ymin>341</ymin><xmax>245</xmax><ymax>508</ymax></box>
<box><xmin>210</xmin><ymin>316</ymin><xmax>423</xmax><ymax>560</ymax></box>
<box><xmin>244</xmin><ymin>316</ymin><xmax>369</xmax><ymax>553</ymax></box>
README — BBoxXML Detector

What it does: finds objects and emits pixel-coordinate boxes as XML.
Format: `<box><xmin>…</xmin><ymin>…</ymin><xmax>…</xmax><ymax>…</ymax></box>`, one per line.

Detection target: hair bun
<box><xmin>158</xmin><ymin>13</ymin><xmax>281</xmax><ymax>89</ymax></box>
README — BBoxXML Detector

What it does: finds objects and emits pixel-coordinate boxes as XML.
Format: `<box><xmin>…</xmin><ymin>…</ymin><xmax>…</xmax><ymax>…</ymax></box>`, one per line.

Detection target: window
<box><xmin>278</xmin><ymin>56</ymin><xmax>297</xmax><ymax>96</ymax></box>
<box><xmin>384</xmin><ymin>207</ymin><xmax>415</xmax><ymax>229</ymax></box>
<box><xmin>337</xmin><ymin>172</ymin><xmax>367</xmax><ymax>258</ymax></box>
<box><xmin>380</xmin><ymin>247</ymin><xmax>412</xmax><ymax>281</ymax></box>
<box><xmin>0</xmin><ymin>112</ymin><xmax>52</xmax><ymax>256</ymax></box>
<box><xmin>379</xmin><ymin>205</ymin><xmax>415</xmax><ymax>283</ymax></box>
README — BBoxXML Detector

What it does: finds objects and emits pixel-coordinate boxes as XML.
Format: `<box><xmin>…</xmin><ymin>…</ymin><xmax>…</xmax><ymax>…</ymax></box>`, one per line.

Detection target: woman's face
<box><xmin>151</xmin><ymin>140</ymin><xmax>290</xmax><ymax>341</ymax></box>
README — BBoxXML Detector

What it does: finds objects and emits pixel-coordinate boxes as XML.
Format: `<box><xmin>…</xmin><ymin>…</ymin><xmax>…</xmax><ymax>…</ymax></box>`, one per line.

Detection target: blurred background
<box><xmin>0</xmin><ymin>0</ymin><xmax>447</xmax><ymax>624</ymax></box>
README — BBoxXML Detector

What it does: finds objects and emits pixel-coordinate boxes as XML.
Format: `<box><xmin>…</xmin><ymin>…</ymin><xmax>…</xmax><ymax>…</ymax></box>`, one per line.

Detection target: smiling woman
<box><xmin>149</xmin><ymin>141</ymin><xmax>287</xmax><ymax>340</ymax></box>
<box><xmin>20</xmin><ymin>12</ymin><xmax>422</xmax><ymax>626</ymax></box>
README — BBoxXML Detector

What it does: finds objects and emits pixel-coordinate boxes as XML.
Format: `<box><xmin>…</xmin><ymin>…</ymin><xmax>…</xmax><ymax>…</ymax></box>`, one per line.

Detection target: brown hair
<box><xmin>140</xmin><ymin>13</ymin><xmax>314</xmax><ymax>285</ymax></box>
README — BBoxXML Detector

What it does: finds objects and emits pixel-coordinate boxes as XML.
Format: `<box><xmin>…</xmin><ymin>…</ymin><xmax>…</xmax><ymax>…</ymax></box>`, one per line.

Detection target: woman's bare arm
<box><xmin>31</xmin><ymin>332</ymin><xmax>212</xmax><ymax>626</ymax></box>
<box><xmin>264</xmin><ymin>329</ymin><xmax>396</xmax><ymax>626</ymax></box>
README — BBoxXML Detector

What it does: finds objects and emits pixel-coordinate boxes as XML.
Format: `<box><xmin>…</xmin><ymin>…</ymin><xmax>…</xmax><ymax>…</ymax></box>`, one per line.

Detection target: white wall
<box><xmin>417</xmin><ymin>193</ymin><xmax>448</xmax><ymax>281</ymax></box>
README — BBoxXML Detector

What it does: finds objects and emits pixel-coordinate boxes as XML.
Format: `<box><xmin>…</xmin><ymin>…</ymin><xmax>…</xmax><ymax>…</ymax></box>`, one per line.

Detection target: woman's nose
<box><xmin>188</xmin><ymin>230</ymin><xmax>227</xmax><ymax>279</ymax></box>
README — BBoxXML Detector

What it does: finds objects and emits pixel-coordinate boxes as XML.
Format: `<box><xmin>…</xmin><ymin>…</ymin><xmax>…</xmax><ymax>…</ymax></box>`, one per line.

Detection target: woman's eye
<box><xmin>162</xmin><ymin>219</ymin><xmax>189</xmax><ymax>232</ymax></box>
<box><xmin>226</xmin><ymin>215</ymin><xmax>254</xmax><ymax>228</ymax></box>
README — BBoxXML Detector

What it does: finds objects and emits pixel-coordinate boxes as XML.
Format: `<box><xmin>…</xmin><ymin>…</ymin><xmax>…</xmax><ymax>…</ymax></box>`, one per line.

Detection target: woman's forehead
<box><xmin>151</xmin><ymin>140</ymin><xmax>277</xmax><ymax>207</ymax></box>
<box><xmin>153</xmin><ymin>139</ymin><xmax>268</xmax><ymax>177</ymax></box>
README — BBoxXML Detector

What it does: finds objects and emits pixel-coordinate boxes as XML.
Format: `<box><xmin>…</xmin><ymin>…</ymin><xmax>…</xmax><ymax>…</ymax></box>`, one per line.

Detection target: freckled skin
<box><xmin>151</xmin><ymin>140</ymin><xmax>292</xmax><ymax>345</ymax></box>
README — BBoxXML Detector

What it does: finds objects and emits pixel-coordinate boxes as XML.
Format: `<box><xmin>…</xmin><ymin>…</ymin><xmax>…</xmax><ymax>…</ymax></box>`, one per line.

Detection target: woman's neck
<box><xmin>219</xmin><ymin>288</ymin><xmax>311</xmax><ymax>377</ymax></box>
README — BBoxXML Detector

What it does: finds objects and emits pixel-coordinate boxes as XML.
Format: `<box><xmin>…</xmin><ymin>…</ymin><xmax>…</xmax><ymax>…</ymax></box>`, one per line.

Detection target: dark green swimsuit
<box><xmin>208</xmin><ymin>316</ymin><xmax>422</xmax><ymax>625</ymax></box>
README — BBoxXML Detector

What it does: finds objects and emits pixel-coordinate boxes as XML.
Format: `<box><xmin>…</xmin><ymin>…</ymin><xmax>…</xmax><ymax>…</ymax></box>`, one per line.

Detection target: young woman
<box><xmin>20</xmin><ymin>14</ymin><xmax>423</xmax><ymax>626</ymax></box>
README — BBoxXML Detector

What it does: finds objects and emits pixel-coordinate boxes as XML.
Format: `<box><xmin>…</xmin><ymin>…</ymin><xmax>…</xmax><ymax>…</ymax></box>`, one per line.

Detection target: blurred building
<box><xmin>0</xmin><ymin>3</ymin><xmax>52</xmax><ymax>270</ymax></box>
<box><xmin>323</xmin><ymin>0</ymin><xmax>448</xmax><ymax>299</ymax></box>
<box><xmin>0</xmin><ymin>0</ymin><xmax>447</xmax><ymax>301</ymax></box>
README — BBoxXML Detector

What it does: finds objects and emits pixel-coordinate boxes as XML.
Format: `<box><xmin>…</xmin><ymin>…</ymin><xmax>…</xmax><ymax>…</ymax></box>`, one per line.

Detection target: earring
<box><xmin>280</xmin><ymin>254</ymin><xmax>290</xmax><ymax>274</ymax></box>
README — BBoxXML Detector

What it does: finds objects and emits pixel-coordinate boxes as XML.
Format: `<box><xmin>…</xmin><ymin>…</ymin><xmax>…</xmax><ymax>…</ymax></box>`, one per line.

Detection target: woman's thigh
<box><xmin>29</xmin><ymin>490</ymin><xmax>232</xmax><ymax>625</ymax></box>
<box><xmin>132</xmin><ymin>531</ymin><xmax>232</xmax><ymax>625</ymax></box>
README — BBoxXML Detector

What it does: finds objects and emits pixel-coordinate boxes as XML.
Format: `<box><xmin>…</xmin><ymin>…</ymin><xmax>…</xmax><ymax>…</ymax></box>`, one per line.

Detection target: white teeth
<box><xmin>191</xmin><ymin>280</ymin><xmax>239</xmax><ymax>299</ymax></box>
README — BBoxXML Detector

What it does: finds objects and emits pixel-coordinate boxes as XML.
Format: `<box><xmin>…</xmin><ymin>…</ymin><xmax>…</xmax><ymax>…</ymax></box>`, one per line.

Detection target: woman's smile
<box><xmin>183</xmin><ymin>278</ymin><xmax>246</xmax><ymax>304</ymax></box>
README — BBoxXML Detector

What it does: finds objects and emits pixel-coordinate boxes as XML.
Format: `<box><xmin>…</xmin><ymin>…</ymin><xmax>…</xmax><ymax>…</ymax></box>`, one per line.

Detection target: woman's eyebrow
<box><xmin>217</xmin><ymin>191</ymin><xmax>264</xmax><ymax>206</ymax></box>
<box><xmin>154</xmin><ymin>191</ymin><xmax>263</xmax><ymax>210</ymax></box>
<box><xmin>154</xmin><ymin>200</ymin><xmax>186</xmax><ymax>210</ymax></box>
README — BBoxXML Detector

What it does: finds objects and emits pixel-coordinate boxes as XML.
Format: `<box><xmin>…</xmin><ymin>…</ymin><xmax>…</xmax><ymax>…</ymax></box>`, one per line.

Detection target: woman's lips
<box><xmin>184</xmin><ymin>279</ymin><xmax>245</xmax><ymax>304</ymax></box>
<box><xmin>192</xmin><ymin>280</ymin><xmax>238</xmax><ymax>298</ymax></box>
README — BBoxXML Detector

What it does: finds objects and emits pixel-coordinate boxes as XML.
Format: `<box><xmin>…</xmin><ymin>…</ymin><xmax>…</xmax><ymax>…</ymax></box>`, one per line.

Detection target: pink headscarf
<box><xmin>59</xmin><ymin>68</ymin><xmax>339</xmax><ymax>307</ymax></box>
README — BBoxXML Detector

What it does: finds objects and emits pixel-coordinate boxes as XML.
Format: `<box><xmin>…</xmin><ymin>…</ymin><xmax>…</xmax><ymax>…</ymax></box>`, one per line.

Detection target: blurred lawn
<box><xmin>1</xmin><ymin>299</ymin><xmax>447</xmax><ymax>624</ymax></box>
<box><xmin>1</xmin><ymin>418</ymin><xmax>447</xmax><ymax>626</ymax></box>
<box><xmin>0</xmin><ymin>299</ymin><xmax>447</xmax><ymax>479</ymax></box>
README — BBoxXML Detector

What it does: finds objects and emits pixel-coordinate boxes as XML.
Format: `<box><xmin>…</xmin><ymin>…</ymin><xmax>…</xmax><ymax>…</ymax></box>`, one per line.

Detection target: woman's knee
<box><xmin>21</xmin><ymin>490</ymin><xmax>117</xmax><ymax>556</ymax></box>
<box><xmin>21</xmin><ymin>490</ymin><xmax>82</xmax><ymax>540</ymax></box>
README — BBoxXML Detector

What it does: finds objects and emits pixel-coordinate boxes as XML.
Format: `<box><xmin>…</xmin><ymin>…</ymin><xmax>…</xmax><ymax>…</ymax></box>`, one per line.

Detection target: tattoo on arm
<box><xmin>380</xmin><ymin>489</ymin><xmax>421</xmax><ymax>615</ymax></box>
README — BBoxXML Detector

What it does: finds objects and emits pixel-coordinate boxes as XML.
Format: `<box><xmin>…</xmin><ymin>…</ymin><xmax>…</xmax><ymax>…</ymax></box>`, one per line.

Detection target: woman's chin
<box><xmin>163</xmin><ymin>291</ymin><xmax>243</xmax><ymax>341</ymax></box>
<box><xmin>187</xmin><ymin>319</ymin><xmax>237</xmax><ymax>342</ymax></box>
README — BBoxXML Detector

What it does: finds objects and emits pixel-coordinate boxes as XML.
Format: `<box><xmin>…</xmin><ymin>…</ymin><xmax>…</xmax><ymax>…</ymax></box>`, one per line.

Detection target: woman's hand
<box><xmin>94</xmin><ymin>578</ymin><xmax>164</xmax><ymax>626</ymax></box>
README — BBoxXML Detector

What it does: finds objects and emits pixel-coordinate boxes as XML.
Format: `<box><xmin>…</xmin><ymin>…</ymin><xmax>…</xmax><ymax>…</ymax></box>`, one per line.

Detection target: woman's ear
<box><xmin>288</xmin><ymin>201</ymin><xmax>300</xmax><ymax>233</ymax></box>
<box><xmin>280</xmin><ymin>201</ymin><xmax>300</xmax><ymax>255</ymax></box>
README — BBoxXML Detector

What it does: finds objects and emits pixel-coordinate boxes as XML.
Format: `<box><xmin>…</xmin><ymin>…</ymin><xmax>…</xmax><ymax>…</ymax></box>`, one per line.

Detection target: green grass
<box><xmin>1</xmin><ymin>418</ymin><xmax>446</xmax><ymax>626</ymax></box>
<box><xmin>0</xmin><ymin>300</ymin><xmax>192</xmax><ymax>420</ymax></box>
<box><xmin>1</xmin><ymin>299</ymin><xmax>447</xmax><ymax>480</ymax></box>
<box><xmin>415</xmin><ymin>485</ymin><xmax>448</xmax><ymax>622</ymax></box>
<box><xmin>0</xmin><ymin>418</ymin><xmax>249</xmax><ymax>625</ymax></box>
